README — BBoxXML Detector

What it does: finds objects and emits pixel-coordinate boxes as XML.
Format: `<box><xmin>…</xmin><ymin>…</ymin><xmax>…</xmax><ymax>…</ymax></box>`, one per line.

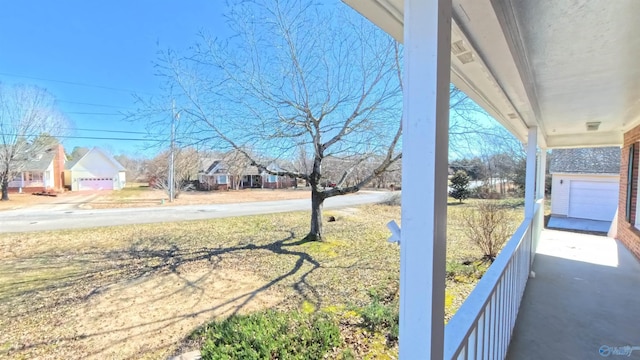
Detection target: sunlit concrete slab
<box><xmin>547</xmin><ymin>216</ymin><xmax>612</xmax><ymax>234</ymax></box>
<box><xmin>507</xmin><ymin>229</ymin><xmax>640</xmax><ymax>359</ymax></box>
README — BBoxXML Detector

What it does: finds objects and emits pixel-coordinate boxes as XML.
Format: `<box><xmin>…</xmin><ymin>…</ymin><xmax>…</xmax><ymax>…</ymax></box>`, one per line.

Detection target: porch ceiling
<box><xmin>343</xmin><ymin>0</ymin><xmax>640</xmax><ymax>148</ymax></box>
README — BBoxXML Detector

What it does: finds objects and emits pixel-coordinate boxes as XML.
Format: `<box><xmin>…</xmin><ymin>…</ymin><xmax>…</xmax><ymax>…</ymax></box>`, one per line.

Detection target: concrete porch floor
<box><xmin>507</xmin><ymin>229</ymin><xmax>640</xmax><ymax>359</ymax></box>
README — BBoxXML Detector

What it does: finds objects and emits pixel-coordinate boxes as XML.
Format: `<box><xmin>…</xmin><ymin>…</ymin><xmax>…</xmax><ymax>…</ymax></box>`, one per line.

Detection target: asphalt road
<box><xmin>0</xmin><ymin>191</ymin><xmax>392</xmax><ymax>233</ymax></box>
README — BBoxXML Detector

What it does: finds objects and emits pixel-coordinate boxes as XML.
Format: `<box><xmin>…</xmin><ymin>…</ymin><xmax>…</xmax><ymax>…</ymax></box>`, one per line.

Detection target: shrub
<box><xmin>461</xmin><ymin>201</ymin><xmax>514</xmax><ymax>260</ymax></box>
<box><xmin>446</xmin><ymin>260</ymin><xmax>489</xmax><ymax>282</ymax></box>
<box><xmin>380</xmin><ymin>192</ymin><xmax>401</xmax><ymax>206</ymax></box>
<box><xmin>471</xmin><ymin>184</ymin><xmax>502</xmax><ymax>199</ymax></box>
<box><xmin>449</xmin><ymin>170</ymin><xmax>471</xmax><ymax>203</ymax></box>
<box><xmin>197</xmin><ymin>310</ymin><xmax>341</xmax><ymax>360</ymax></box>
<box><xmin>357</xmin><ymin>288</ymin><xmax>399</xmax><ymax>342</ymax></box>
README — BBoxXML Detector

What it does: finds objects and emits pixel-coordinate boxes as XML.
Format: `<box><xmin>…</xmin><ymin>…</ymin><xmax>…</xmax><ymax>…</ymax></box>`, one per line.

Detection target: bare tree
<box><xmin>144</xmin><ymin>0</ymin><xmax>495</xmax><ymax>240</ymax></box>
<box><xmin>149</xmin><ymin>0</ymin><xmax>402</xmax><ymax>241</ymax></box>
<box><xmin>114</xmin><ymin>154</ymin><xmax>149</xmax><ymax>183</ymax></box>
<box><xmin>222</xmin><ymin>148</ymin><xmax>254</xmax><ymax>190</ymax></box>
<box><xmin>0</xmin><ymin>84</ymin><xmax>67</xmax><ymax>201</ymax></box>
<box><xmin>147</xmin><ymin>147</ymin><xmax>200</xmax><ymax>198</ymax></box>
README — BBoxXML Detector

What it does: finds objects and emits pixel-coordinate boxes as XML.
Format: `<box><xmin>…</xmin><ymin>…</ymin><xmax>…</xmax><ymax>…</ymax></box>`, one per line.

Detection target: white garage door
<box><xmin>568</xmin><ymin>180</ymin><xmax>618</xmax><ymax>221</ymax></box>
<box><xmin>78</xmin><ymin>177</ymin><xmax>114</xmax><ymax>191</ymax></box>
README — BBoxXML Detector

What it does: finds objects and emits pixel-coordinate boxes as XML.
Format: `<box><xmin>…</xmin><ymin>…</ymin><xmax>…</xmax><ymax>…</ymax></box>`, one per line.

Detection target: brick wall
<box><xmin>8</xmin><ymin>186</ymin><xmax>46</xmax><ymax>194</ymax></box>
<box><xmin>264</xmin><ymin>177</ymin><xmax>296</xmax><ymax>189</ymax></box>
<box><xmin>617</xmin><ymin>124</ymin><xmax>640</xmax><ymax>260</ymax></box>
<box><xmin>54</xmin><ymin>144</ymin><xmax>65</xmax><ymax>190</ymax></box>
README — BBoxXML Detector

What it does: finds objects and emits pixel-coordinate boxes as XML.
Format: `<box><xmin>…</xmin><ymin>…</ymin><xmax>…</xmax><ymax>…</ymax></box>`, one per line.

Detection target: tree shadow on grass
<box><xmin>1</xmin><ymin>230</ymin><xmax>327</xmax><ymax>358</ymax></box>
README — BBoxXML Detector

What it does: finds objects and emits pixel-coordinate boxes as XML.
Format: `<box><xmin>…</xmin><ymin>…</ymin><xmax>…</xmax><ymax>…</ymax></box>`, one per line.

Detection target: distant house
<box><xmin>7</xmin><ymin>145</ymin><xmax>66</xmax><ymax>193</ymax></box>
<box><xmin>64</xmin><ymin>147</ymin><xmax>126</xmax><ymax>191</ymax></box>
<box><xmin>198</xmin><ymin>159</ymin><xmax>296</xmax><ymax>190</ymax></box>
<box><xmin>262</xmin><ymin>163</ymin><xmax>296</xmax><ymax>189</ymax></box>
<box><xmin>198</xmin><ymin>159</ymin><xmax>231</xmax><ymax>190</ymax></box>
<box><xmin>549</xmin><ymin>147</ymin><xmax>620</xmax><ymax>221</ymax></box>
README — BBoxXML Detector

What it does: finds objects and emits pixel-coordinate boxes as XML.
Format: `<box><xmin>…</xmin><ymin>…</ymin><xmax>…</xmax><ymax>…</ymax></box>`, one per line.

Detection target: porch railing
<box><xmin>8</xmin><ymin>180</ymin><xmax>45</xmax><ymax>188</ymax></box>
<box><xmin>443</xmin><ymin>201</ymin><xmax>542</xmax><ymax>359</ymax></box>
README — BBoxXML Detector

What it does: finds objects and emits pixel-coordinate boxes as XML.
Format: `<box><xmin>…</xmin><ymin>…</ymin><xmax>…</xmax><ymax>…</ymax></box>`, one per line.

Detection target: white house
<box><xmin>64</xmin><ymin>147</ymin><xmax>126</xmax><ymax>191</ymax></box>
<box><xmin>7</xmin><ymin>145</ymin><xmax>66</xmax><ymax>193</ymax></box>
<box><xmin>549</xmin><ymin>147</ymin><xmax>620</xmax><ymax>221</ymax></box>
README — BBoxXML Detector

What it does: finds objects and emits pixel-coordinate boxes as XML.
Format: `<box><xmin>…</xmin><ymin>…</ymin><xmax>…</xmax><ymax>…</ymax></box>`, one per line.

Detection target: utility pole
<box><xmin>169</xmin><ymin>100</ymin><xmax>177</xmax><ymax>202</ymax></box>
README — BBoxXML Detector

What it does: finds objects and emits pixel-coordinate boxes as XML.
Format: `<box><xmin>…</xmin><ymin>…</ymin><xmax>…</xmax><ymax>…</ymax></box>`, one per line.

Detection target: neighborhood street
<box><xmin>0</xmin><ymin>191</ymin><xmax>391</xmax><ymax>233</ymax></box>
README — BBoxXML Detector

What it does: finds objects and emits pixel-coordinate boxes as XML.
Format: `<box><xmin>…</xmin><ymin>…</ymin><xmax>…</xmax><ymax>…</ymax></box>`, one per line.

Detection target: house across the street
<box><xmin>7</xmin><ymin>144</ymin><xmax>66</xmax><ymax>193</ymax></box>
<box><xmin>64</xmin><ymin>147</ymin><xmax>126</xmax><ymax>191</ymax></box>
<box><xmin>198</xmin><ymin>158</ymin><xmax>296</xmax><ymax>190</ymax></box>
<box><xmin>549</xmin><ymin>147</ymin><xmax>621</xmax><ymax>222</ymax></box>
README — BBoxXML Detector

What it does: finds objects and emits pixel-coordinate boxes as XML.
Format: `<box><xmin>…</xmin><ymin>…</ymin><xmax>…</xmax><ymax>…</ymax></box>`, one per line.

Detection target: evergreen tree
<box><xmin>449</xmin><ymin>170</ymin><xmax>471</xmax><ymax>203</ymax></box>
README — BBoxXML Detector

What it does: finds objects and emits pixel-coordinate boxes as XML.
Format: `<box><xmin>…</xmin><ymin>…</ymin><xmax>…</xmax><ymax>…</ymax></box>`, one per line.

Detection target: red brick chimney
<box><xmin>53</xmin><ymin>144</ymin><xmax>65</xmax><ymax>191</ymax></box>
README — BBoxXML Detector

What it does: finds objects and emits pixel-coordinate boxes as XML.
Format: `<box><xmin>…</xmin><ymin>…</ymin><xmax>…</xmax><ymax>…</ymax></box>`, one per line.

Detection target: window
<box><xmin>25</xmin><ymin>172</ymin><xmax>43</xmax><ymax>182</ymax></box>
<box><xmin>268</xmin><ymin>175</ymin><xmax>278</xmax><ymax>183</ymax></box>
<box><xmin>217</xmin><ymin>175</ymin><xmax>228</xmax><ymax>185</ymax></box>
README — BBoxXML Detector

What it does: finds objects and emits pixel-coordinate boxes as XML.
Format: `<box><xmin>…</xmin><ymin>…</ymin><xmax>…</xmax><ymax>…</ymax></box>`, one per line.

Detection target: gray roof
<box><xmin>23</xmin><ymin>151</ymin><xmax>56</xmax><ymax>172</ymax></box>
<box><xmin>549</xmin><ymin>147</ymin><xmax>620</xmax><ymax>174</ymax></box>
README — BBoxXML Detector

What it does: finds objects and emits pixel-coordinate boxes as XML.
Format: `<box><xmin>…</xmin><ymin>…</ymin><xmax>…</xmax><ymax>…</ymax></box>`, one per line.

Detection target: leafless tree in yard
<box><xmin>150</xmin><ymin>0</ymin><xmax>402</xmax><ymax>240</ymax></box>
<box><xmin>222</xmin><ymin>148</ymin><xmax>255</xmax><ymax>190</ymax></box>
<box><xmin>0</xmin><ymin>84</ymin><xmax>67</xmax><ymax>201</ymax></box>
<box><xmin>145</xmin><ymin>0</ymin><xmax>499</xmax><ymax>240</ymax></box>
<box><xmin>147</xmin><ymin>147</ymin><xmax>200</xmax><ymax>198</ymax></box>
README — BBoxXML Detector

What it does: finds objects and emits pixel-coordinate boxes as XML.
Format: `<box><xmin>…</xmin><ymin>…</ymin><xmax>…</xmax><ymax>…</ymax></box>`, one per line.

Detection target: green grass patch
<box><xmin>193</xmin><ymin>310</ymin><xmax>341</xmax><ymax>360</ymax></box>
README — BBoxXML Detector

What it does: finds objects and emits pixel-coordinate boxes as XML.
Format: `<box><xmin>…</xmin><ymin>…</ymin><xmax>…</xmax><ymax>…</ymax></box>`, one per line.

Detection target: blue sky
<box><xmin>0</xmin><ymin>1</ymin><xmax>230</xmax><ymax>157</ymax></box>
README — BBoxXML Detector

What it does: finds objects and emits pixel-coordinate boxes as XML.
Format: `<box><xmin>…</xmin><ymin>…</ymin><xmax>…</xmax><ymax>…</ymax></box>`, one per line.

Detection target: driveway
<box><xmin>0</xmin><ymin>191</ymin><xmax>391</xmax><ymax>233</ymax></box>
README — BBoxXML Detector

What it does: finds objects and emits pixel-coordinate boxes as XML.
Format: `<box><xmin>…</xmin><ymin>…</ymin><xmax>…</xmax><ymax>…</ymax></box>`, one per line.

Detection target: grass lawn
<box><xmin>0</xmin><ymin>199</ymin><xmax>523</xmax><ymax>359</ymax></box>
<box><xmin>0</xmin><ymin>193</ymin><xmax>64</xmax><ymax>211</ymax></box>
<box><xmin>87</xmin><ymin>185</ymin><xmax>313</xmax><ymax>209</ymax></box>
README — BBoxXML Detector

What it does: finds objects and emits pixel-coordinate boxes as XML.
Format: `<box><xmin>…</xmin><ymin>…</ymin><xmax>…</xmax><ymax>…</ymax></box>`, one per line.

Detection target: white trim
<box><xmin>634</xmin><ymin>154</ymin><xmax>640</xmax><ymax>227</ymax></box>
<box><xmin>399</xmin><ymin>0</ymin><xmax>451</xmax><ymax>358</ymax></box>
<box><xmin>550</xmin><ymin>171</ymin><xmax>619</xmax><ymax>176</ymax></box>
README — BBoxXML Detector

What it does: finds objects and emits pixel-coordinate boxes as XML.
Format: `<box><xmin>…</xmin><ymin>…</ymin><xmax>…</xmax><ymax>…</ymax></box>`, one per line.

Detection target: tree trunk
<box><xmin>307</xmin><ymin>188</ymin><xmax>324</xmax><ymax>241</ymax></box>
<box><xmin>1</xmin><ymin>175</ymin><xmax>9</xmax><ymax>201</ymax></box>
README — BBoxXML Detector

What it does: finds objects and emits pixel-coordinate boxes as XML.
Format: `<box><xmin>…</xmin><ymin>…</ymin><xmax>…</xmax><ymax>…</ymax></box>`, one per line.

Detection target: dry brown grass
<box><xmin>0</xmin><ymin>193</ymin><xmax>68</xmax><ymax>211</ymax></box>
<box><xmin>87</xmin><ymin>187</ymin><xmax>312</xmax><ymax>209</ymax></box>
<box><xmin>0</xmin><ymin>200</ymin><xmax>524</xmax><ymax>359</ymax></box>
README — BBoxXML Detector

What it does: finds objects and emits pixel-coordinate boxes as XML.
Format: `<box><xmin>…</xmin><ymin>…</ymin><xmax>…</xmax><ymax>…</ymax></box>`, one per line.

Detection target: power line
<box><xmin>58</xmin><ymin>100</ymin><xmax>133</xmax><ymax>109</ymax></box>
<box><xmin>58</xmin><ymin>127</ymin><xmax>148</xmax><ymax>135</ymax></box>
<box><xmin>0</xmin><ymin>72</ymin><xmax>159</xmax><ymax>95</ymax></box>
<box><xmin>0</xmin><ymin>133</ymin><xmax>163</xmax><ymax>142</ymax></box>
<box><xmin>66</xmin><ymin>111</ymin><xmax>123</xmax><ymax>116</ymax></box>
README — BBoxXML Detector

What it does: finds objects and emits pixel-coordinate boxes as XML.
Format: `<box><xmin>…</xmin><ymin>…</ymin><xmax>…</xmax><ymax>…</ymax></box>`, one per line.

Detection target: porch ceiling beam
<box><xmin>545</xmin><ymin>132</ymin><xmax>623</xmax><ymax>149</ymax></box>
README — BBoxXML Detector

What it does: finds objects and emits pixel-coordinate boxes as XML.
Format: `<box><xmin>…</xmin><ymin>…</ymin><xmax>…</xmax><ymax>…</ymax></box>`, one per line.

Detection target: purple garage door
<box><xmin>78</xmin><ymin>178</ymin><xmax>114</xmax><ymax>190</ymax></box>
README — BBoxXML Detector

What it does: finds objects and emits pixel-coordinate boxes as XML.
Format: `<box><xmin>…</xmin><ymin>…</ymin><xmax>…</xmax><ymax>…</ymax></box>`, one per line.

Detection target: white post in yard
<box><xmin>524</xmin><ymin>127</ymin><xmax>538</xmax><ymax>220</ymax></box>
<box><xmin>400</xmin><ymin>0</ymin><xmax>451</xmax><ymax>359</ymax></box>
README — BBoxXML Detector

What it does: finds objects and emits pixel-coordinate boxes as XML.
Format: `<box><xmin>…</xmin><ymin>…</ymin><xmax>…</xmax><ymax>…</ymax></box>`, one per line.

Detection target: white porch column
<box><xmin>524</xmin><ymin>127</ymin><xmax>538</xmax><ymax>219</ymax></box>
<box><xmin>533</xmin><ymin>148</ymin><xmax>546</xmax><ymax>256</ymax></box>
<box><xmin>536</xmin><ymin>150</ymin><xmax>546</xmax><ymax>201</ymax></box>
<box><xmin>400</xmin><ymin>0</ymin><xmax>451</xmax><ymax>359</ymax></box>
